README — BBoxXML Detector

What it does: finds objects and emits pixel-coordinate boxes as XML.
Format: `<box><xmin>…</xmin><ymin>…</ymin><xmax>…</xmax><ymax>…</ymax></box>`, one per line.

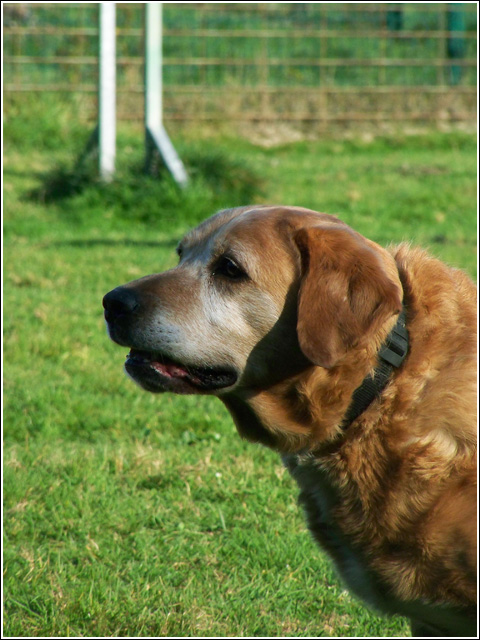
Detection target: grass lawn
<box><xmin>3</xmin><ymin>108</ymin><xmax>477</xmax><ymax>637</ymax></box>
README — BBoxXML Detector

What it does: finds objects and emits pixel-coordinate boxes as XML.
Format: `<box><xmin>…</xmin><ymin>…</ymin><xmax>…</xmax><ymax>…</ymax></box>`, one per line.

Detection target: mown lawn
<box><xmin>3</xmin><ymin>107</ymin><xmax>476</xmax><ymax>637</ymax></box>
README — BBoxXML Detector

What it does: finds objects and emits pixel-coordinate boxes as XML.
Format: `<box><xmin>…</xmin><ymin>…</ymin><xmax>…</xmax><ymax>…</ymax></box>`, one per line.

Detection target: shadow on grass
<box><xmin>27</xmin><ymin>146</ymin><xmax>265</xmax><ymax>228</ymax></box>
<box><xmin>45</xmin><ymin>238</ymin><xmax>179</xmax><ymax>249</ymax></box>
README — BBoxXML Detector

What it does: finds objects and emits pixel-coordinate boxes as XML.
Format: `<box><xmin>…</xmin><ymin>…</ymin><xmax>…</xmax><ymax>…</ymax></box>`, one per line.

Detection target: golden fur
<box><xmin>103</xmin><ymin>206</ymin><xmax>477</xmax><ymax>637</ymax></box>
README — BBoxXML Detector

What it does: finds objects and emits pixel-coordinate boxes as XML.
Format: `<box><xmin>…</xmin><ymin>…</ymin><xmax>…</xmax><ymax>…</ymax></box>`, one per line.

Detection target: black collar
<box><xmin>340</xmin><ymin>308</ymin><xmax>409</xmax><ymax>430</ymax></box>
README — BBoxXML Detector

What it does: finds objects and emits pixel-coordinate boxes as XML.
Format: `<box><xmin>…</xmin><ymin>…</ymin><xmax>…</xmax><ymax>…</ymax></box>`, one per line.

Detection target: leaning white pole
<box><xmin>99</xmin><ymin>3</ymin><xmax>116</xmax><ymax>181</ymax></box>
<box><xmin>145</xmin><ymin>2</ymin><xmax>188</xmax><ymax>187</ymax></box>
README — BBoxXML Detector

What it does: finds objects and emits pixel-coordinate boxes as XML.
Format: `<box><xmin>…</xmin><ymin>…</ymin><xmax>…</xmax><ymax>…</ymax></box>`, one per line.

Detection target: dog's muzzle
<box><xmin>103</xmin><ymin>286</ymin><xmax>238</xmax><ymax>394</ymax></box>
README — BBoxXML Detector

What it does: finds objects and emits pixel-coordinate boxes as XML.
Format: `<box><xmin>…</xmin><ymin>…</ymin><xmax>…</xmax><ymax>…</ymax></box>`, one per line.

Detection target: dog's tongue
<box><xmin>128</xmin><ymin>350</ymin><xmax>202</xmax><ymax>384</ymax></box>
<box><xmin>151</xmin><ymin>359</ymin><xmax>199</xmax><ymax>382</ymax></box>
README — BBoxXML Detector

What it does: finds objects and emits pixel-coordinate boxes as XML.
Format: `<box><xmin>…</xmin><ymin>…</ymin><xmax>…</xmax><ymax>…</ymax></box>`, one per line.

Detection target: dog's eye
<box><xmin>213</xmin><ymin>256</ymin><xmax>246</xmax><ymax>280</ymax></box>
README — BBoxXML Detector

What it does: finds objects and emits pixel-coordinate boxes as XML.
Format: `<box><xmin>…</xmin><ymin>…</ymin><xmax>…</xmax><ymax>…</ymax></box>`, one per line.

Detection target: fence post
<box><xmin>446</xmin><ymin>3</ymin><xmax>466</xmax><ymax>85</ymax></box>
<box><xmin>386</xmin><ymin>3</ymin><xmax>403</xmax><ymax>31</ymax></box>
<box><xmin>99</xmin><ymin>2</ymin><xmax>116</xmax><ymax>181</ymax></box>
<box><xmin>144</xmin><ymin>2</ymin><xmax>188</xmax><ymax>187</ymax></box>
<box><xmin>145</xmin><ymin>1</ymin><xmax>162</xmax><ymax>136</ymax></box>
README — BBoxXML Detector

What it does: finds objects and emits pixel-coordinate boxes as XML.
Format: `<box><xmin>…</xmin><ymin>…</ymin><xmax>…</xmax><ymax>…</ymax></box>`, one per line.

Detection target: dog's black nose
<box><xmin>103</xmin><ymin>287</ymin><xmax>140</xmax><ymax>323</ymax></box>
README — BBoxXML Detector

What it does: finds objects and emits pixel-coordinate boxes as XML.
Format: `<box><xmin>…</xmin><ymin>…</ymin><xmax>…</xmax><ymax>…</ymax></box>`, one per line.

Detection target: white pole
<box><xmin>145</xmin><ymin>2</ymin><xmax>162</xmax><ymax>131</ymax></box>
<box><xmin>145</xmin><ymin>2</ymin><xmax>188</xmax><ymax>187</ymax></box>
<box><xmin>99</xmin><ymin>3</ymin><xmax>116</xmax><ymax>181</ymax></box>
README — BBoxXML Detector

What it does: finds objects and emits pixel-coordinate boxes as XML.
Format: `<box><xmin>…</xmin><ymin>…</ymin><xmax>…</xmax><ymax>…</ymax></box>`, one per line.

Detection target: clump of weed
<box><xmin>29</xmin><ymin>143</ymin><xmax>265</xmax><ymax>228</ymax></box>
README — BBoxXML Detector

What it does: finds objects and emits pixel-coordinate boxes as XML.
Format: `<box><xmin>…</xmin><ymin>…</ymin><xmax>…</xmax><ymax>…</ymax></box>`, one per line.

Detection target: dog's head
<box><xmin>103</xmin><ymin>206</ymin><xmax>402</xmax><ymax>400</ymax></box>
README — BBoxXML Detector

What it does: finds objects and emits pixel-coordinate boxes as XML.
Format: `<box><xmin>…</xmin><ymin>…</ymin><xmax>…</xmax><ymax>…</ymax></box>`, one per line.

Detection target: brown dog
<box><xmin>103</xmin><ymin>206</ymin><xmax>477</xmax><ymax>637</ymax></box>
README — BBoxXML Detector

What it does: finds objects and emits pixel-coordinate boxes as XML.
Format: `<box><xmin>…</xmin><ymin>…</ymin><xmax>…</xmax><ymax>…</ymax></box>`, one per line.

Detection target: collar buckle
<box><xmin>378</xmin><ymin>310</ymin><xmax>408</xmax><ymax>368</ymax></box>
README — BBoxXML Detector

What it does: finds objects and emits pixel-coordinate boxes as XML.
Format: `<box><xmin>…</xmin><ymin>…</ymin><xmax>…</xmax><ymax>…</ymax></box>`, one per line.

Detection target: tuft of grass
<box><xmin>4</xmin><ymin>93</ymin><xmax>91</xmax><ymax>152</ymax></box>
<box><xmin>27</xmin><ymin>140</ymin><xmax>265</xmax><ymax>230</ymax></box>
<box><xmin>185</xmin><ymin>147</ymin><xmax>265</xmax><ymax>204</ymax></box>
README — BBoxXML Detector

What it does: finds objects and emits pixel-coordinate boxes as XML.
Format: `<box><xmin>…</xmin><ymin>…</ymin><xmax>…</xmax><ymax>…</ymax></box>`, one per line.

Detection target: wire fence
<box><xmin>3</xmin><ymin>2</ymin><xmax>478</xmax><ymax>127</ymax></box>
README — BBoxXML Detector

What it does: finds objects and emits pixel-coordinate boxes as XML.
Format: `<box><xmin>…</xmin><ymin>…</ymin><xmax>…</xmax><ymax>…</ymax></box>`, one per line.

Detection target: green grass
<box><xmin>3</xmin><ymin>108</ymin><xmax>477</xmax><ymax>637</ymax></box>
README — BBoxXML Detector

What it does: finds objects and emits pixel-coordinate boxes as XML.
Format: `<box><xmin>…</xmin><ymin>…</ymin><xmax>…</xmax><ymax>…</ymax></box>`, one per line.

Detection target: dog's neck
<box><xmin>222</xmin><ymin>311</ymin><xmax>409</xmax><ymax>454</ymax></box>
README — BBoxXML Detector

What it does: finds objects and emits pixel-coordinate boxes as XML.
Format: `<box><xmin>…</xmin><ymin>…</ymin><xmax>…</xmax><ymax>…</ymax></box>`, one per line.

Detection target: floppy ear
<box><xmin>295</xmin><ymin>224</ymin><xmax>402</xmax><ymax>369</ymax></box>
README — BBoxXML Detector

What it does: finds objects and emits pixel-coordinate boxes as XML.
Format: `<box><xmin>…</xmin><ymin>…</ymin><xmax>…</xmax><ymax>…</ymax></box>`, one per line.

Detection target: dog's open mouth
<box><xmin>125</xmin><ymin>349</ymin><xmax>238</xmax><ymax>394</ymax></box>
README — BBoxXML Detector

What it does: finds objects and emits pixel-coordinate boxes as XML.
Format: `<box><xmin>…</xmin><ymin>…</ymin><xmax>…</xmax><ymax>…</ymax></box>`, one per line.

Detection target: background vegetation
<box><xmin>3</xmin><ymin>96</ymin><xmax>477</xmax><ymax>637</ymax></box>
<box><xmin>4</xmin><ymin>3</ymin><xmax>477</xmax><ymax>128</ymax></box>
<box><xmin>5</xmin><ymin>3</ymin><xmax>478</xmax><ymax>88</ymax></box>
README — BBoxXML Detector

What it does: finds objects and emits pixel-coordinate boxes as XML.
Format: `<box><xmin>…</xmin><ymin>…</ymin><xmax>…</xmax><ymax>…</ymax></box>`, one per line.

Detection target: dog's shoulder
<box><xmin>390</xmin><ymin>242</ymin><xmax>476</xmax><ymax>335</ymax></box>
<box><xmin>388</xmin><ymin>243</ymin><xmax>477</xmax><ymax>445</ymax></box>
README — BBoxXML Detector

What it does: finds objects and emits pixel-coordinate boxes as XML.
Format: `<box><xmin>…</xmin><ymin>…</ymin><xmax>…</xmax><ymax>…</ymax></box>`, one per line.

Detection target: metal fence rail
<box><xmin>3</xmin><ymin>2</ymin><xmax>477</xmax><ymax>126</ymax></box>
